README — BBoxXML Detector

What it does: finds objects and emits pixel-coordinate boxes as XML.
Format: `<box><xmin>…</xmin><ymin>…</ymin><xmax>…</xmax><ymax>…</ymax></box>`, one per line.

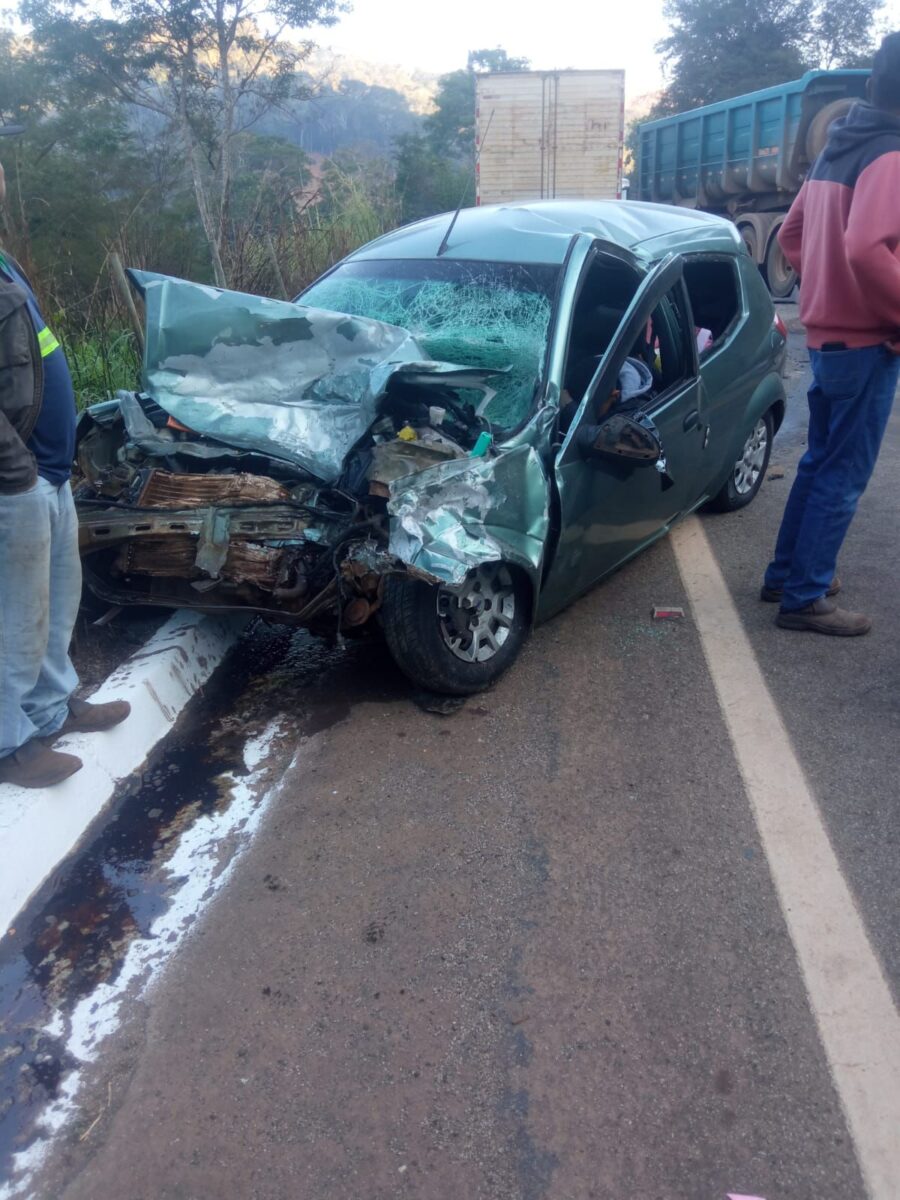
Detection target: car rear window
<box><xmin>300</xmin><ymin>259</ymin><xmax>561</xmax><ymax>431</ymax></box>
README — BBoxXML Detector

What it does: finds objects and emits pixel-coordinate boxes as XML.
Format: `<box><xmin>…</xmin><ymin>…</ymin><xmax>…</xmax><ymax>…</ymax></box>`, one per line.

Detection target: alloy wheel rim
<box><xmin>733</xmin><ymin>419</ymin><xmax>768</xmax><ymax>495</ymax></box>
<box><xmin>437</xmin><ymin>564</ymin><xmax>516</xmax><ymax>663</ymax></box>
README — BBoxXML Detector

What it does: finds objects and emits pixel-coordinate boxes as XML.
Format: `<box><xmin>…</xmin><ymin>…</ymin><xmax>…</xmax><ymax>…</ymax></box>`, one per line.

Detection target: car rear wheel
<box><xmin>707</xmin><ymin>410</ymin><xmax>774</xmax><ymax>512</ymax></box>
<box><xmin>381</xmin><ymin>562</ymin><xmax>530</xmax><ymax>695</ymax></box>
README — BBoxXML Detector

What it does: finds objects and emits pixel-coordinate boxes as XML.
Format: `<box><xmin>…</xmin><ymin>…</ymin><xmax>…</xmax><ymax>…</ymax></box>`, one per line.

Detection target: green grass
<box><xmin>60</xmin><ymin>327</ymin><xmax>142</xmax><ymax>411</ymax></box>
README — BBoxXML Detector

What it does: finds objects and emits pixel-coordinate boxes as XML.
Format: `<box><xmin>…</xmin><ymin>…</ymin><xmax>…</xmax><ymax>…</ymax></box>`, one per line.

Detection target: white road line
<box><xmin>672</xmin><ymin>516</ymin><xmax>900</xmax><ymax>1200</ymax></box>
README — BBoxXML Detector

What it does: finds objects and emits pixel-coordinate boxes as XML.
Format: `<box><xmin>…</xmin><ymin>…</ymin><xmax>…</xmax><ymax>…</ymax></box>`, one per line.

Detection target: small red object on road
<box><xmin>652</xmin><ymin>605</ymin><xmax>685</xmax><ymax>620</ymax></box>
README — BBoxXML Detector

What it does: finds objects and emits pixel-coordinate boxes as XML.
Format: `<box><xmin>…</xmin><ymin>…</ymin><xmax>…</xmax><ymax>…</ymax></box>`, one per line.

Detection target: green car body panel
<box><xmin>308</xmin><ymin>201</ymin><xmax>783</xmax><ymax>624</ymax></box>
<box><xmin>78</xmin><ymin>200</ymin><xmax>786</xmax><ymax>676</ymax></box>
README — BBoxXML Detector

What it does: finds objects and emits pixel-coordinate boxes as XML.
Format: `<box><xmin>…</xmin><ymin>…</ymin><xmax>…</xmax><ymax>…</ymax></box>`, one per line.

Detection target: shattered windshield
<box><xmin>300</xmin><ymin>259</ymin><xmax>560</xmax><ymax>430</ymax></box>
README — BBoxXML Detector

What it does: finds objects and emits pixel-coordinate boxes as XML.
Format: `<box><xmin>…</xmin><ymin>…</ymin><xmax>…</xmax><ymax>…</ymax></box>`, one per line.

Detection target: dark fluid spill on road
<box><xmin>0</xmin><ymin>619</ymin><xmax>409</xmax><ymax>1178</ymax></box>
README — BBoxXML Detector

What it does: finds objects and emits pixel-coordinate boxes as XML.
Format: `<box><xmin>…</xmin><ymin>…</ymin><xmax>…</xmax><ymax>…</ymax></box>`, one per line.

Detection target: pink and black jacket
<box><xmin>778</xmin><ymin>103</ymin><xmax>900</xmax><ymax>350</ymax></box>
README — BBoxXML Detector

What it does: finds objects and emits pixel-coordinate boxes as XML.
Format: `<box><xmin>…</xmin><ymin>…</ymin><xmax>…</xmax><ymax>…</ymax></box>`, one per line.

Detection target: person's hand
<box><xmin>886</xmin><ymin>337</ymin><xmax>900</xmax><ymax>356</ymax></box>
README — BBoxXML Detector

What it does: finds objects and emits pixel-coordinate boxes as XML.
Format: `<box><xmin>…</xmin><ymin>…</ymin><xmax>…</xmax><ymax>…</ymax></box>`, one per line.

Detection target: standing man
<box><xmin>0</xmin><ymin>125</ymin><xmax>130</xmax><ymax>788</ymax></box>
<box><xmin>762</xmin><ymin>32</ymin><xmax>900</xmax><ymax>635</ymax></box>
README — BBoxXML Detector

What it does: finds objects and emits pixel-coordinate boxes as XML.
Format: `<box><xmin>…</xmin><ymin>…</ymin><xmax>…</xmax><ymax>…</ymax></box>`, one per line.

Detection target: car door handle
<box><xmin>683</xmin><ymin>409</ymin><xmax>701</xmax><ymax>432</ymax></box>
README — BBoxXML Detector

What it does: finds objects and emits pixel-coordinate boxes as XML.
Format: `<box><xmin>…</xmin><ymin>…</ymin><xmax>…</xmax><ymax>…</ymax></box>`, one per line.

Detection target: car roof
<box><xmin>347</xmin><ymin>200</ymin><xmax>743</xmax><ymax>267</ymax></box>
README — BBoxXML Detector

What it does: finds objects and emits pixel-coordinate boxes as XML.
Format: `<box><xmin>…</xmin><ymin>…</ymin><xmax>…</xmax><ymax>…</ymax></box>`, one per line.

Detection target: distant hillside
<box><xmin>307</xmin><ymin>50</ymin><xmax>438</xmax><ymax>115</ymax></box>
<box><xmin>249</xmin><ymin>51</ymin><xmax>440</xmax><ymax>158</ymax></box>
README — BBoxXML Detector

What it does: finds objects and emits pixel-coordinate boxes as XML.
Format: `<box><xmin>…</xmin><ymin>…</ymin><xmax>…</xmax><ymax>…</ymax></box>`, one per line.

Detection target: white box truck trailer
<box><xmin>475</xmin><ymin>69</ymin><xmax>626</xmax><ymax>205</ymax></box>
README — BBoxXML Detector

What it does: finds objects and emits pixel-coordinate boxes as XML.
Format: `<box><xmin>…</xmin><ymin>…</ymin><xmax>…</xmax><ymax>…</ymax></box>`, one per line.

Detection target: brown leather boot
<box><xmin>760</xmin><ymin>576</ymin><xmax>841</xmax><ymax>603</ymax></box>
<box><xmin>0</xmin><ymin>740</ymin><xmax>83</xmax><ymax>788</ymax></box>
<box><xmin>776</xmin><ymin>597</ymin><xmax>871</xmax><ymax>636</ymax></box>
<box><xmin>56</xmin><ymin>696</ymin><xmax>131</xmax><ymax>736</ymax></box>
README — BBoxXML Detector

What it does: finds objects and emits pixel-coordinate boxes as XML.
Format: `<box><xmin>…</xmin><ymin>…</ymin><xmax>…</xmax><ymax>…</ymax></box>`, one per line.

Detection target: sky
<box><xmin>318</xmin><ymin>0</ymin><xmax>673</xmax><ymax>101</ymax></box>
<box><xmin>6</xmin><ymin>0</ymin><xmax>900</xmax><ymax>104</ymax></box>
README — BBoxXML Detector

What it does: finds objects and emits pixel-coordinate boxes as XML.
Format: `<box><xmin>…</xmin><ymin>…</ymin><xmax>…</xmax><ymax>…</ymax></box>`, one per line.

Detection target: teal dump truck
<box><xmin>636</xmin><ymin>70</ymin><xmax>869</xmax><ymax>296</ymax></box>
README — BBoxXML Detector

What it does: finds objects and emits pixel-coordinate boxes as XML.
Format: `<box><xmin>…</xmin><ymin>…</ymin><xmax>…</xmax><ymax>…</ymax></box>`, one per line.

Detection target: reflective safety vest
<box><xmin>0</xmin><ymin>251</ymin><xmax>61</xmax><ymax>357</ymax></box>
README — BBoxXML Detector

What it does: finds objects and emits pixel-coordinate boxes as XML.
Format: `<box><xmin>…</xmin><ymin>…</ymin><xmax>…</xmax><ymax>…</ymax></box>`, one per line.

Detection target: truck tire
<box><xmin>381</xmin><ymin>563</ymin><xmax>530</xmax><ymax>695</ymax></box>
<box><xmin>764</xmin><ymin>221</ymin><xmax>797</xmax><ymax>299</ymax></box>
<box><xmin>737</xmin><ymin>222</ymin><xmax>759</xmax><ymax>262</ymax></box>
<box><xmin>805</xmin><ymin>98</ymin><xmax>855</xmax><ymax>162</ymax></box>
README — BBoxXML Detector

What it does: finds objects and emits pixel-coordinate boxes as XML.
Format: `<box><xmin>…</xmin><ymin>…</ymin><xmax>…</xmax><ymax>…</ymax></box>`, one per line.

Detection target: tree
<box><xmin>809</xmin><ymin>0</ymin><xmax>884</xmax><ymax>69</ymax></box>
<box><xmin>22</xmin><ymin>0</ymin><xmax>344</xmax><ymax>286</ymax></box>
<box><xmin>468</xmin><ymin>48</ymin><xmax>530</xmax><ymax>74</ymax></box>
<box><xmin>424</xmin><ymin>47</ymin><xmax>530</xmax><ymax>159</ymax></box>
<box><xmin>394</xmin><ymin>132</ymin><xmax>471</xmax><ymax>223</ymax></box>
<box><xmin>657</xmin><ymin>0</ymin><xmax>812</xmax><ymax>113</ymax></box>
<box><xmin>655</xmin><ymin>0</ymin><xmax>884</xmax><ymax>115</ymax></box>
<box><xmin>0</xmin><ymin>30</ymin><xmax>182</xmax><ymax>301</ymax></box>
<box><xmin>394</xmin><ymin>47</ymin><xmax>529</xmax><ymax>222</ymax></box>
<box><xmin>228</xmin><ymin>133</ymin><xmax>309</xmax><ymax>235</ymax></box>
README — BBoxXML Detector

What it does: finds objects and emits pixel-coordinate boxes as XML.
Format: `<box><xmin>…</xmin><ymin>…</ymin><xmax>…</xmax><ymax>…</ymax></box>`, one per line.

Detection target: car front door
<box><xmin>540</xmin><ymin>255</ymin><xmax>709</xmax><ymax>617</ymax></box>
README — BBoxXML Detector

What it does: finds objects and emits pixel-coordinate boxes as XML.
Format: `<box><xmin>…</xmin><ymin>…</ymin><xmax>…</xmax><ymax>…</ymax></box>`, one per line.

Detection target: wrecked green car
<box><xmin>76</xmin><ymin>201</ymin><xmax>787</xmax><ymax>694</ymax></box>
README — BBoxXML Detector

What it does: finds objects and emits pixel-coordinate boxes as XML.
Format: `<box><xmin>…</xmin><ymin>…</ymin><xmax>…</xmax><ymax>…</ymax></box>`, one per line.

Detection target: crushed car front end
<box><xmin>75</xmin><ymin>268</ymin><xmax>555</xmax><ymax>646</ymax></box>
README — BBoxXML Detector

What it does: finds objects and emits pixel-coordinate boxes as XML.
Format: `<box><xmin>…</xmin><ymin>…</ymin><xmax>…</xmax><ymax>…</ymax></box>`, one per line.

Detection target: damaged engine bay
<box><xmin>77</xmin><ymin>378</ymin><xmax>501</xmax><ymax>632</ymax></box>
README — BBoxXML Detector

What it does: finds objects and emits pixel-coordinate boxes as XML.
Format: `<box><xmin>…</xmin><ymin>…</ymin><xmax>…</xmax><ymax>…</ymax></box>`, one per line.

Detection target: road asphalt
<box><xmin>4</xmin><ymin>319</ymin><xmax>897</xmax><ymax>1200</ymax></box>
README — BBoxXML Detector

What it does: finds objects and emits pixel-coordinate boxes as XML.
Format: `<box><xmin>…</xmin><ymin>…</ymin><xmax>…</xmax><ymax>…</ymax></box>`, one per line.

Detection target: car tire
<box><xmin>707</xmin><ymin>410</ymin><xmax>774</xmax><ymax>512</ymax></box>
<box><xmin>381</xmin><ymin>561</ymin><xmax>530</xmax><ymax>695</ymax></box>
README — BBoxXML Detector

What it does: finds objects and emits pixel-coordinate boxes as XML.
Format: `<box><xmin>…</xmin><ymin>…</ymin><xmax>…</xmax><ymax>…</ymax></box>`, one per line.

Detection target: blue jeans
<box><xmin>765</xmin><ymin>344</ymin><xmax>900</xmax><ymax>611</ymax></box>
<box><xmin>0</xmin><ymin>477</ymin><xmax>81</xmax><ymax>757</ymax></box>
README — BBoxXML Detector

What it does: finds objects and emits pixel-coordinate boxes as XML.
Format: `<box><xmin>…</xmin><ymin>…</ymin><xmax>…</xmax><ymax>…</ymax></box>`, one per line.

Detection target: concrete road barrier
<box><xmin>0</xmin><ymin>610</ymin><xmax>247</xmax><ymax>933</ymax></box>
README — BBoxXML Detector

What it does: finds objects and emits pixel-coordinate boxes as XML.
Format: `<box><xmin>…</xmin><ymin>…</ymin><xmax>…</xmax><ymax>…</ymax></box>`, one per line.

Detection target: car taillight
<box><xmin>774</xmin><ymin>313</ymin><xmax>788</xmax><ymax>340</ymax></box>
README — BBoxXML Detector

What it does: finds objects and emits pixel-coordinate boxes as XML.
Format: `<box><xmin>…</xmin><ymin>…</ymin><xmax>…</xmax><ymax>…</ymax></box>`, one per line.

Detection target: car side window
<box><xmin>576</xmin><ymin>281</ymin><xmax>695</xmax><ymax>428</ymax></box>
<box><xmin>558</xmin><ymin>252</ymin><xmax>644</xmax><ymax>429</ymax></box>
<box><xmin>625</xmin><ymin>284</ymin><xmax>696</xmax><ymax>409</ymax></box>
<box><xmin>562</xmin><ymin>259</ymin><xmax>642</xmax><ymax>396</ymax></box>
<box><xmin>683</xmin><ymin>257</ymin><xmax>743</xmax><ymax>358</ymax></box>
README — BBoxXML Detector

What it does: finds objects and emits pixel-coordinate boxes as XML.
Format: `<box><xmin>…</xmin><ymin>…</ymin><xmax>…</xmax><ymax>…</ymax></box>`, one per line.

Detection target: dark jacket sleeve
<box><xmin>0</xmin><ymin>282</ymin><xmax>40</xmax><ymax>494</ymax></box>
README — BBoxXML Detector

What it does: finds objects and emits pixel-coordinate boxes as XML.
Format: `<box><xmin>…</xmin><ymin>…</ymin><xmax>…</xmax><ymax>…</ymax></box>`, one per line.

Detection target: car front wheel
<box><xmin>707</xmin><ymin>410</ymin><xmax>774</xmax><ymax>512</ymax></box>
<box><xmin>381</xmin><ymin>562</ymin><xmax>530</xmax><ymax>695</ymax></box>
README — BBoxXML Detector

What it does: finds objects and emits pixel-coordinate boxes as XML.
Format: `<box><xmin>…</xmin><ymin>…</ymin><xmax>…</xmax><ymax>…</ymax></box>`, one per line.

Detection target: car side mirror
<box><xmin>577</xmin><ymin>412</ymin><xmax>663</xmax><ymax>467</ymax></box>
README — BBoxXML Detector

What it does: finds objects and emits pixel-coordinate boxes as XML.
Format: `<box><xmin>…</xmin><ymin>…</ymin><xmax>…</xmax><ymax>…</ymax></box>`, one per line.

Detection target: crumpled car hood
<box><xmin>131</xmin><ymin>270</ymin><xmax>495</xmax><ymax>483</ymax></box>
